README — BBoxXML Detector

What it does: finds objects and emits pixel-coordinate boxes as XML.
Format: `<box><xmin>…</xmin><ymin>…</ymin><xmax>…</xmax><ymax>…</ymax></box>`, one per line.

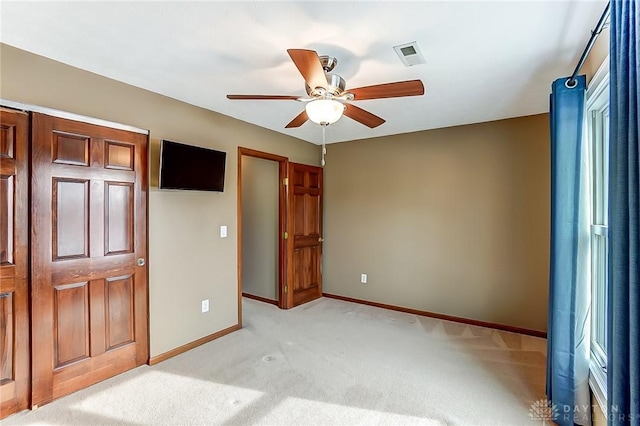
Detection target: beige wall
<box><xmin>0</xmin><ymin>43</ymin><xmax>319</xmax><ymax>357</ymax></box>
<box><xmin>241</xmin><ymin>156</ymin><xmax>279</xmax><ymax>301</ymax></box>
<box><xmin>324</xmin><ymin>114</ymin><xmax>550</xmax><ymax>332</ymax></box>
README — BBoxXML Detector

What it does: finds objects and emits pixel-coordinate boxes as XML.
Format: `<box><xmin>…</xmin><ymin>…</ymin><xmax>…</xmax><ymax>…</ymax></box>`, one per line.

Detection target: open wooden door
<box><xmin>0</xmin><ymin>108</ymin><xmax>30</xmax><ymax>418</ymax></box>
<box><xmin>30</xmin><ymin>113</ymin><xmax>148</xmax><ymax>407</ymax></box>
<box><xmin>286</xmin><ymin>163</ymin><xmax>323</xmax><ymax>308</ymax></box>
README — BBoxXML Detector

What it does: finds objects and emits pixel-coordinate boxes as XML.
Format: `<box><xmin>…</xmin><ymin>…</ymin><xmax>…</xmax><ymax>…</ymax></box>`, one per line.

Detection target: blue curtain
<box><xmin>607</xmin><ymin>1</ymin><xmax>639</xmax><ymax>425</ymax></box>
<box><xmin>547</xmin><ymin>74</ymin><xmax>592</xmax><ymax>426</ymax></box>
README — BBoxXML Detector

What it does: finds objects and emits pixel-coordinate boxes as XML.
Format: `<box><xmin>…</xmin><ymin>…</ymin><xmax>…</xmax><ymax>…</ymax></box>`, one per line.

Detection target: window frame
<box><xmin>585</xmin><ymin>56</ymin><xmax>610</xmax><ymax>415</ymax></box>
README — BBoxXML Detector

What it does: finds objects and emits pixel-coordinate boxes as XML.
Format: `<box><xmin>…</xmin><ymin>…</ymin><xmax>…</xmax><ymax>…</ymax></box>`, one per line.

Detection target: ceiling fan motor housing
<box><xmin>304</xmin><ymin>55</ymin><xmax>346</xmax><ymax>98</ymax></box>
<box><xmin>305</xmin><ymin>73</ymin><xmax>346</xmax><ymax>98</ymax></box>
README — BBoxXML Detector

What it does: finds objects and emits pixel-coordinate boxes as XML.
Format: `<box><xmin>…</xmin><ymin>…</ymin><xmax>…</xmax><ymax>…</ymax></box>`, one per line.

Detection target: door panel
<box><xmin>53</xmin><ymin>179</ymin><xmax>90</xmax><ymax>260</ymax></box>
<box><xmin>105</xmin><ymin>275</ymin><xmax>135</xmax><ymax>349</ymax></box>
<box><xmin>287</xmin><ymin>163</ymin><xmax>323</xmax><ymax>307</ymax></box>
<box><xmin>52</xmin><ymin>132</ymin><xmax>90</xmax><ymax>166</ymax></box>
<box><xmin>105</xmin><ymin>141</ymin><xmax>135</xmax><ymax>170</ymax></box>
<box><xmin>31</xmin><ymin>113</ymin><xmax>148</xmax><ymax>407</ymax></box>
<box><xmin>105</xmin><ymin>182</ymin><xmax>134</xmax><ymax>255</ymax></box>
<box><xmin>0</xmin><ymin>108</ymin><xmax>30</xmax><ymax>418</ymax></box>
<box><xmin>0</xmin><ymin>176</ymin><xmax>14</xmax><ymax>264</ymax></box>
<box><xmin>53</xmin><ymin>282</ymin><xmax>90</xmax><ymax>368</ymax></box>
<box><xmin>0</xmin><ymin>295</ymin><xmax>14</xmax><ymax>382</ymax></box>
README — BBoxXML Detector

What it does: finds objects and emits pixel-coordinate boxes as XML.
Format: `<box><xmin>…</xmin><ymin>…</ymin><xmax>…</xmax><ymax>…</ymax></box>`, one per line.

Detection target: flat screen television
<box><xmin>159</xmin><ymin>140</ymin><xmax>226</xmax><ymax>192</ymax></box>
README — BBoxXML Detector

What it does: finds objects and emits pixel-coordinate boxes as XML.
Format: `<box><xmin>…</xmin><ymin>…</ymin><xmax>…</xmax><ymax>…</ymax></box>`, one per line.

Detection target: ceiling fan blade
<box><xmin>343</xmin><ymin>103</ymin><xmax>385</xmax><ymax>128</ymax></box>
<box><xmin>287</xmin><ymin>49</ymin><xmax>327</xmax><ymax>90</ymax></box>
<box><xmin>227</xmin><ymin>95</ymin><xmax>301</xmax><ymax>100</ymax></box>
<box><xmin>348</xmin><ymin>80</ymin><xmax>425</xmax><ymax>101</ymax></box>
<box><xmin>285</xmin><ymin>110</ymin><xmax>309</xmax><ymax>128</ymax></box>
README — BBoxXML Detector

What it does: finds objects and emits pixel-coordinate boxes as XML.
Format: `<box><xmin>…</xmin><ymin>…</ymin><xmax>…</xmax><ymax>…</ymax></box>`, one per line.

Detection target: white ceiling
<box><xmin>0</xmin><ymin>1</ymin><xmax>607</xmax><ymax>144</ymax></box>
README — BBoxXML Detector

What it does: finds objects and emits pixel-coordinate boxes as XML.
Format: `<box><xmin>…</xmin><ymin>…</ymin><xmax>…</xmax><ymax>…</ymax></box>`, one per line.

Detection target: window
<box><xmin>586</xmin><ymin>58</ymin><xmax>609</xmax><ymax>410</ymax></box>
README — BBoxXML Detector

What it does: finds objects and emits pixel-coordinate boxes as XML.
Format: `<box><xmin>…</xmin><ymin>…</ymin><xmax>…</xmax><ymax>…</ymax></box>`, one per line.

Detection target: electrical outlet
<box><xmin>361</xmin><ymin>274</ymin><xmax>367</xmax><ymax>284</ymax></box>
<box><xmin>201</xmin><ymin>299</ymin><xmax>209</xmax><ymax>313</ymax></box>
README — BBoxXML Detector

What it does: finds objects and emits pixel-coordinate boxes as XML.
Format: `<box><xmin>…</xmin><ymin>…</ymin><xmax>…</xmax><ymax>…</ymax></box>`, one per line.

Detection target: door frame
<box><xmin>237</xmin><ymin>147</ymin><xmax>289</xmax><ymax>325</ymax></box>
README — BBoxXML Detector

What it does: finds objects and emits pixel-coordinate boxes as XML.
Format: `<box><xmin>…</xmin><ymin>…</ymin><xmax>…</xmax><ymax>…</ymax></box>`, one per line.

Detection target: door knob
<box><xmin>137</xmin><ymin>258</ymin><xmax>146</xmax><ymax>266</ymax></box>
<box><xmin>318</xmin><ymin>238</ymin><xmax>324</xmax><ymax>243</ymax></box>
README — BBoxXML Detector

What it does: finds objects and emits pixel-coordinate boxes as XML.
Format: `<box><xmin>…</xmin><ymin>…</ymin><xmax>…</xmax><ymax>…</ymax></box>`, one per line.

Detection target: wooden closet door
<box><xmin>31</xmin><ymin>113</ymin><xmax>148</xmax><ymax>407</ymax></box>
<box><xmin>0</xmin><ymin>108</ymin><xmax>30</xmax><ymax>418</ymax></box>
<box><xmin>287</xmin><ymin>163</ymin><xmax>323</xmax><ymax>307</ymax></box>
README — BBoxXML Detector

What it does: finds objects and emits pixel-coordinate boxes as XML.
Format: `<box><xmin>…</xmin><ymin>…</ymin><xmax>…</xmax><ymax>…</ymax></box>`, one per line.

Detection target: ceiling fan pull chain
<box><xmin>321</xmin><ymin>123</ymin><xmax>327</xmax><ymax>166</ymax></box>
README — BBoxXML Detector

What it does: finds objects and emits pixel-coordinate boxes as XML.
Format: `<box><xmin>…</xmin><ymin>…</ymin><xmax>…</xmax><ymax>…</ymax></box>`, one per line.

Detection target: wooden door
<box><xmin>286</xmin><ymin>163</ymin><xmax>323</xmax><ymax>307</ymax></box>
<box><xmin>0</xmin><ymin>108</ymin><xmax>30</xmax><ymax>418</ymax></box>
<box><xmin>31</xmin><ymin>113</ymin><xmax>148</xmax><ymax>407</ymax></box>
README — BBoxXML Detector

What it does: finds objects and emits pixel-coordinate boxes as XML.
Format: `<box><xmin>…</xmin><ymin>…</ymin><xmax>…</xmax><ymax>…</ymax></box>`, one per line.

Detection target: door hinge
<box><xmin>284</xmin><ymin>285</ymin><xmax>288</xmax><ymax>293</ymax></box>
<box><xmin>283</xmin><ymin>177</ymin><xmax>288</xmax><ymax>186</ymax></box>
<box><xmin>283</xmin><ymin>231</ymin><xmax>288</xmax><ymax>240</ymax></box>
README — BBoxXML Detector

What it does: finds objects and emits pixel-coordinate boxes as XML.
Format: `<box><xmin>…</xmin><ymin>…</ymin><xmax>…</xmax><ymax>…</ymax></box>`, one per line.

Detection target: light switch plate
<box><xmin>220</xmin><ymin>225</ymin><xmax>227</xmax><ymax>238</ymax></box>
<box><xmin>201</xmin><ymin>299</ymin><xmax>209</xmax><ymax>313</ymax></box>
<box><xmin>361</xmin><ymin>274</ymin><xmax>367</xmax><ymax>284</ymax></box>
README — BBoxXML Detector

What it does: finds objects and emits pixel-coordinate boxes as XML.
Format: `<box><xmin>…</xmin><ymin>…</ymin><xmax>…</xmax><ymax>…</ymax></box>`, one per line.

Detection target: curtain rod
<box><xmin>567</xmin><ymin>2</ymin><xmax>611</xmax><ymax>87</ymax></box>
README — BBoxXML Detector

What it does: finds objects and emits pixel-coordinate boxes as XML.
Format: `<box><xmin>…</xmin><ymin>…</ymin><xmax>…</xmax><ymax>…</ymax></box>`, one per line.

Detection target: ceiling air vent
<box><xmin>393</xmin><ymin>41</ymin><xmax>426</xmax><ymax>67</ymax></box>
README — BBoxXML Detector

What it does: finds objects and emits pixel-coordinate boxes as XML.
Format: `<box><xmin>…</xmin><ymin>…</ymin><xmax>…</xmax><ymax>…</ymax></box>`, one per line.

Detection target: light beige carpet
<box><xmin>5</xmin><ymin>297</ymin><xmax>547</xmax><ymax>425</ymax></box>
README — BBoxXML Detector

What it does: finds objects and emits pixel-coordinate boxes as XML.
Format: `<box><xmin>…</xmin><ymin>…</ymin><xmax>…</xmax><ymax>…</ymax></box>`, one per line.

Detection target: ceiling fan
<box><xmin>226</xmin><ymin>49</ymin><xmax>425</xmax><ymax>129</ymax></box>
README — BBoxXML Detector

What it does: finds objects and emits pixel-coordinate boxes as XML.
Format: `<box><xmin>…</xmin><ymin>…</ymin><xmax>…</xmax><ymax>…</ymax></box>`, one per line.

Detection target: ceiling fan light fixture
<box><xmin>305</xmin><ymin>99</ymin><xmax>345</xmax><ymax>125</ymax></box>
